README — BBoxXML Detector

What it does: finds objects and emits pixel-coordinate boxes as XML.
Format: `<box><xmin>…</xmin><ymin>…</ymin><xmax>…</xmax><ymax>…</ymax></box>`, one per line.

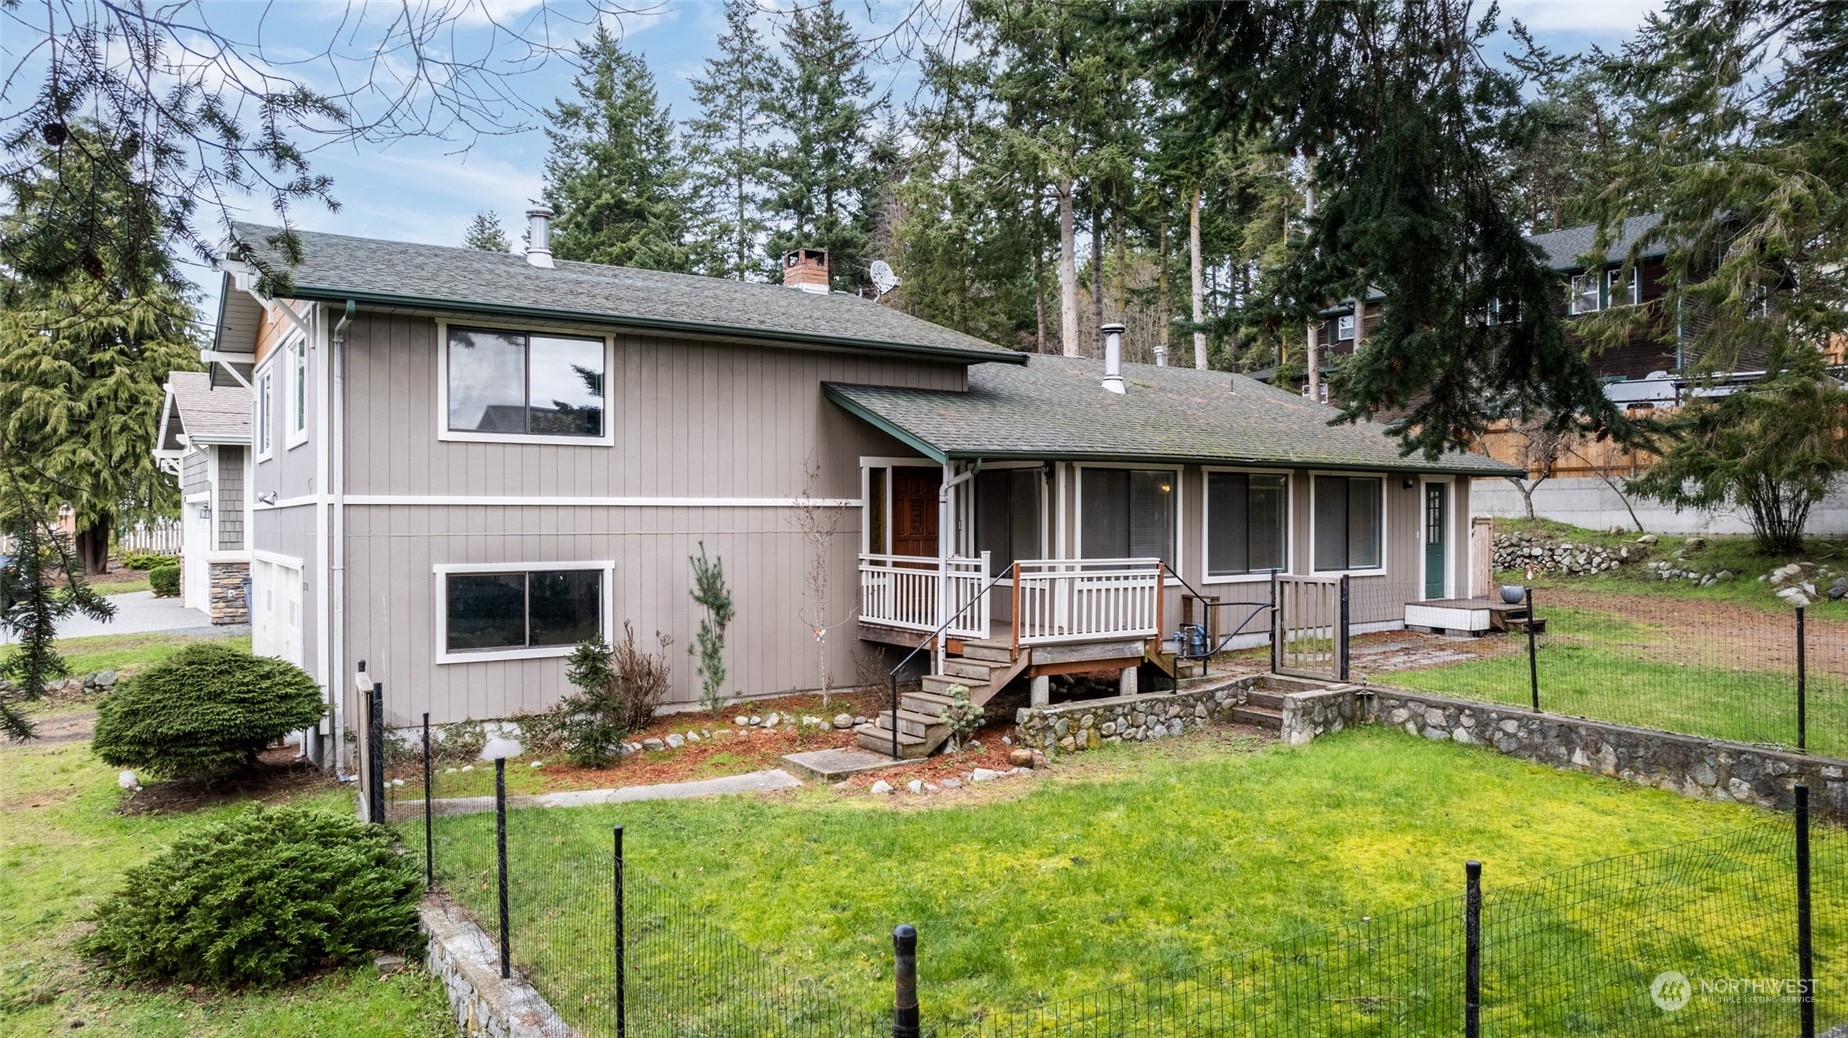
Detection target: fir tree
<box><xmin>686</xmin><ymin>0</ymin><xmax>774</xmax><ymax>281</ymax></box>
<box><xmin>761</xmin><ymin>0</ymin><xmax>889</xmax><ymax>294</ymax></box>
<box><xmin>542</xmin><ymin>25</ymin><xmax>696</xmax><ymax>271</ymax></box>
<box><xmin>461</xmin><ymin>210</ymin><xmax>511</xmax><ymax>253</ymax></box>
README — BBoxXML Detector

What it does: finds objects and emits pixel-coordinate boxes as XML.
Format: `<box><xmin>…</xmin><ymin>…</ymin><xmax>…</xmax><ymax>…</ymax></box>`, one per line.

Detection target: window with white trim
<box><xmin>446</xmin><ymin>326</ymin><xmax>606</xmax><ymax>438</ymax></box>
<box><xmin>255</xmin><ymin>368</ymin><xmax>273</xmax><ymax>458</ymax></box>
<box><xmin>1569</xmin><ymin>273</ymin><xmax>1603</xmax><ymax>314</ymax></box>
<box><xmin>1312</xmin><ymin>475</ymin><xmax>1383</xmax><ymax>571</ymax></box>
<box><xmin>442</xmin><ymin>566</ymin><xmax>603</xmax><ymax>655</ymax></box>
<box><xmin>1336</xmin><ymin>314</ymin><xmax>1356</xmax><ymax>341</ymax></box>
<box><xmin>1206</xmin><ymin>472</ymin><xmax>1289</xmax><ymax>577</ymax></box>
<box><xmin>287</xmin><ymin>337</ymin><xmax>308</xmax><ymax>446</ymax></box>
<box><xmin>1606</xmin><ymin>268</ymin><xmax>1640</xmax><ymax>307</ymax></box>
<box><xmin>1080</xmin><ymin>469</ymin><xmax>1175</xmax><ymax>562</ymax></box>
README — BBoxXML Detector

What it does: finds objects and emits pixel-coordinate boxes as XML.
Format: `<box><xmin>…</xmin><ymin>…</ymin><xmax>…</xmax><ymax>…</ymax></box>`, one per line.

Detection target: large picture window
<box><xmin>441</xmin><ymin>566</ymin><xmax>604</xmax><ymax>659</ymax></box>
<box><xmin>1207</xmin><ymin>472</ymin><xmax>1289</xmax><ymax>577</ymax></box>
<box><xmin>1313</xmin><ymin>475</ymin><xmax>1383</xmax><ymax>572</ymax></box>
<box><xmin>446</xmin><ymin>326</ymin><xmax>606</xmax><ymax>438</ymax></box>
<box><xmin>1080</xmin><ymin>468</ymin><xmax>1175</xmax><ymax>562</ymax></box>
<box><xmin>975</xmin><ymin>468</ymin><xmax>1042</xmax><ymax>575</ymax></box>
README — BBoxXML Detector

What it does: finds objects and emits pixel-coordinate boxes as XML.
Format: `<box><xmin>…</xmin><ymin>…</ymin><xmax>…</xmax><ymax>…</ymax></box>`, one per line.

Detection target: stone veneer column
<box><xmin>208</xmin><ymin>561</ymin><xmax>250</xmax><ymax>625</ymax></box>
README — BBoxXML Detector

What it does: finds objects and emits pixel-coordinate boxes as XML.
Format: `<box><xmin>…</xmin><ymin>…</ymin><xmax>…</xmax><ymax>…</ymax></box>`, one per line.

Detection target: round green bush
<box><xmin>92</xmin><ymin>643</ymin><xmax>326</xmax><ymax>778</ymax></box>
<box><xmin>79</xmin><ymin>807</ymin><xmax>422</xmax><ymax>985</ymax></box>
<box><xmin>147</xmin><ymin>562</ymin><xmax>180</xmax><ymax>597</ymax></box>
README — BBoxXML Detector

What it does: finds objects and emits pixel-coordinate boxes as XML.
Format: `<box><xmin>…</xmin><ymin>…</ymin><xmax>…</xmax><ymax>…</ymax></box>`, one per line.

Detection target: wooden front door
<box><xmin>891</xmin><ymin>467</ymin><xmax>941</xmax><ymax>559</ymax></box>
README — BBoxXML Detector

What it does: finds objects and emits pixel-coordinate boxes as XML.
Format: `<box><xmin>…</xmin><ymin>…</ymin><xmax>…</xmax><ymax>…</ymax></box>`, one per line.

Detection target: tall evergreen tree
<box><xmin>686</xmin><ymin>0</ymin><xmax>774</xmax><ymax>281</ymax></box>
<box><xmin>761</xmin><ymin>0</ymin><xmax>888</xmax><ymax>293</ymax></box>
<box><xmin>0</xmin><ymin>124</ymin><xmax>199</xmax><ymax>575</ymax></box>
<box><xmin>542</xmin><ymin>26</ymin><xmax>696</xmax><ymax>271</ymax></box>
<box><xmin>462</xmin><ymin>210</ymin><xmax>512</xmax><ymax>253</ymax></box>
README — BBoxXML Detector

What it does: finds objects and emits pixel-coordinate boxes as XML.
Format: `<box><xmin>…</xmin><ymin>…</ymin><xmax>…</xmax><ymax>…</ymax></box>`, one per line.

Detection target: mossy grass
<box><xmin>427</xmin><ymin>729</ymin><xmax>1840</xmax><ymax>1033</ymax></box>
<box><xmin>0</xmin><ymin>740</ymin><xmax>451</xmax><ymax>1035</ymax></box>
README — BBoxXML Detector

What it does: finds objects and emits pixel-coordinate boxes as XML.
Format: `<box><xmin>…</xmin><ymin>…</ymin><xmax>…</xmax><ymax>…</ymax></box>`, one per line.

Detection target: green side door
<box><xmin>1424</xmin><ymin>483</ymin><xmax>1446</xmax><ymax>599</ymax></box>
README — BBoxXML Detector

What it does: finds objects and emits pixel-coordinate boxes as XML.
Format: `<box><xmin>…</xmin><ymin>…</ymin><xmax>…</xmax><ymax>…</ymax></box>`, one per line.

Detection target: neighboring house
<box><xmin>152</xmin><ymin>371</ymin><xmax>252</xmax><ymax>623</ymax></box>
<box><xmin>211</xmin><ymin>213</ymin><xmax>1515</xmax><ymax>770</ymax></box>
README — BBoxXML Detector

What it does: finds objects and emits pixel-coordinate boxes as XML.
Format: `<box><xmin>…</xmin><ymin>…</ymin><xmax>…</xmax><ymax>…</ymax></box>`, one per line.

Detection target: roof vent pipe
<box><xmin>525</xmin><ymin>205</ymin><xmax>555</xmax><ymax>269</ymax></box>
<box><xmin>1153</xmin><ymin>342</ymin><xmax>1168</xmax><ymax>367</ymax></box>
<box><xmin>1101</xmin><ymin>322</ymin><xmax>1126</xmax><ymax>394</ymax></box>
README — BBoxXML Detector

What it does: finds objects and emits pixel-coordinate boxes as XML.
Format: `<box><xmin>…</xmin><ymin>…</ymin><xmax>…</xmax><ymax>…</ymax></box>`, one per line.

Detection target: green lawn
<box><xmin>1495</xmin><ymin>517</ymin><xmax>1848</xmax><ymax>616</ymax></box>
<box><xmin>1383</xmin><ymin>604</ymin><xmax>1847</xmax><ymax>756</ymax></box>
<box><xmin>0</xmin><ymin>740</ymin><xmax>453</xmax><ymax>1037</ymax></box>
<box><xmin>5</xmin><ymin>633</ymin><xmax>251</xmax><ymax>720</ymax></box>
<box><xmin>424</xmin><ymin>729</ymin><xmax>1843</xmax><ymax>1037</ymax></box>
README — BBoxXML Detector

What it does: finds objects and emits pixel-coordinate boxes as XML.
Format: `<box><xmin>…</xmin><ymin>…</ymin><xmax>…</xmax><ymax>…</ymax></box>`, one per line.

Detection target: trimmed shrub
<box><xmin>92</xmin><ymin>643</ymin><xmax>325</xmax><ymax>778</ymax></box>
<box><xmin>147</xmin><ymin>562</ymin><xmax>180</xmax><ymax>597</ymax></box>
<box><xmin>122</xmin><ymin>551</ymin><xmax>180</xmax><ymax>571</ymax></box>
<box><xmin>80</xmin><ymin>807</ymin><xmax>421</xmax><ymax>985</ymax></box>
<box><xmin>558</xmin><ymin>622</ymin><xmax>673</xmax><ymax>767</ymax></box>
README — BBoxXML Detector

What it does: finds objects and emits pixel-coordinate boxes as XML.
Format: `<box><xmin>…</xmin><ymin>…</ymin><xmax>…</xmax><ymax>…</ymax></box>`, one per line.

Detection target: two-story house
<box><xmin>205</xmin><ymin>211</ymin><xmax>1514</xmax><ymax>771</ymax></box>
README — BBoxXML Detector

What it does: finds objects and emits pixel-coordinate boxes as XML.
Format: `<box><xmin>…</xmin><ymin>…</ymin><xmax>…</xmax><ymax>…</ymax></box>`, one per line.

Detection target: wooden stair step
<box><xmin>899</xmin><ymin>690</ymin><xmax>957</xmax><ymax>717</ymax></box>
<box><xmin>854</xmin><ymin>724</ymin><xmax>932</xmax><ymax>759</ymax></box>
<box><xmin>956</xmin><ymin>641</ymin><xmax>1015</xmax><ymax>663</ymax></box>
<box><xmin>922</xmin><ymin>674</ymin><xmax>989</xmax><ymax>696</ymax></box>
<box><xmin>941</xmin><ymin>658</ymin><xmax>1006</xmax><ymax>680</ymax></box>
<box><xmin>867</xmin><ymin>708</ymin><xmax>947</xmax><ymax>738</ymax></box>
<box><xmin>1231</xmin><ymin>705</ymin><xmax>1283</xmax><ymax>730</ymax></box>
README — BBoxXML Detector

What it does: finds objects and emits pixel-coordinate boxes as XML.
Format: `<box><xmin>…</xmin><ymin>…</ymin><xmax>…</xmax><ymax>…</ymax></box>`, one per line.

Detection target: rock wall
<box><xmin>1279</xmin><ymin>686</ymin><xmax>1359</xmax><ymax>746</ymax></box>
<box><xmin>1013</xmin><ymin>679</ymin><xmax>1253</xmax><ymax>754</ymax></box>
<box><xmin>1364</xmin><ymin>688</ymin><xmax>1848</xmax><ymax>819</ymax></box>
<box><xmin>1492</xmin><ymin>532</ymin><xmax>1643</xmax><ymax>576</ymax></box>
<box><xmin>208</xmin><ymin>560</ymin><xmax>249</xmax><ymax>625</ymax></box>
<box><xmin>421</xmin><ymin>896</ymin><xmax>578</xmax><ymax>1038</ymax></box>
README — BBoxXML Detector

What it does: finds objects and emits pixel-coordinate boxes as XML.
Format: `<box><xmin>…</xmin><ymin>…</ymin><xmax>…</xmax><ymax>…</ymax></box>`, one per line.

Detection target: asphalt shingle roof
<box><xmin>166</xmin><ymin>371</ymin><xmax>250</xmax><ymax>442</ymax></box>
<box><xmin>827</xmin><ymin>356</ymin><xmax>1519</xmax><ymax>476</ymax></box>
<box><xmin>229</xmin><ymin>223</ymin><xmax>1021</xmax><ymax>364</ymax></box>
<box><xmin>1527</xmin><ymin>214</ymin><xmax>1666</xmax><ymax>271</ymax></box>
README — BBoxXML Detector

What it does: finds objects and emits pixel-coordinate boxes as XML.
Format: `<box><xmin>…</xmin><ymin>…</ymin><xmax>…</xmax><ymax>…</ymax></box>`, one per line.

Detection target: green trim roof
<box><xmin>826</xmin><ymin>357</ymin><xmax>1520</xmax><ymax>476</ymax></box>
<box><xmin>228</xmin><ymin>223</ymin><xmax>1025</xmax><ymax>365</ymax></box>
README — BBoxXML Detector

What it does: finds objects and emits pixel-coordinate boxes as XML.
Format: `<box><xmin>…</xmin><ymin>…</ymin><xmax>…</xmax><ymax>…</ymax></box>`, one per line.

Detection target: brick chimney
<box><xmin>782</xmin><ymin>248</ymin><xmax>830</xmax><ymax>294</ymax></box>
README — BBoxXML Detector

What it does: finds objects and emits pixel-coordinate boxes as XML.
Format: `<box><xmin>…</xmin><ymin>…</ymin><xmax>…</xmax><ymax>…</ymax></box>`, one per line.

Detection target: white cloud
<box><xmin>1495</xmin><ymin>0</ymin><xmax>1661</xmax><ymax>36</ymax></box>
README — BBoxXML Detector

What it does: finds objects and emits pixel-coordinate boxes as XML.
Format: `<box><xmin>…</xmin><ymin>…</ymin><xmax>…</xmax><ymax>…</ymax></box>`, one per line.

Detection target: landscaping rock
<box><xmin>734</xmin><ymin>716</ymin><xmax>749</xmax><ymax>726</ymax></box>
<box><xmin>869</xmin><ymin>780</ymin><xmax>894</xmax><ymax>795</ymax></box>
<box><xmin>685</xmin><ymin>731</ymin><xmax>701</xmax><ymax>743</ymax></box>
<box><xmin>941</xmin><ymin>778</ymin><xmax>962</xmax><ymax>789</ymax></box>
<box><xmin>95</xmin><ymin>670</ymin><xmax>117</xmax><ymax>688</ymax></box>
<box><xmin>1008</xmin><ymin>748</ymin><xmax>1034</xmax><ymax>767</ymax></box>
<box><xmin>748</xmin><ymin>715</ymin><xmax>762</xmax><ymax>727</ymax></box>
<box><xmin>833</xmin><ymin>713</ymin><xmax>854</xmax><ymax>729</ymax></box>
<box><xmin>641</xmin><ymin>737</ymin><xmax>665</xmax><ymax>752</ymax></box>
<box><xmin>665</xmin><ymin>733</ymin><xmax>685</xmax><ymax>749</ymax></box>
<box><xmin>480</xmin><ymin>736</ymin><xmax>523</xmax><ymax>761</ymax></box>
<box><xmin>763</xmin><ymin>712</ymin><xmax>781</xmax><ymax>728</ymax></box>
<box><xmin>906</xmin><ymin>779</ymin><xmax>924</xmax><ymax>794</ymax></box>
<box><xmin>971</xmin><ymin>767</ymin><xmax>1004</xmax><ymax>782</ymax></box>
<box><xmin>117</xmin><ymin>770</ymin><xmax>138</xmax><ymax>790</ymax></box>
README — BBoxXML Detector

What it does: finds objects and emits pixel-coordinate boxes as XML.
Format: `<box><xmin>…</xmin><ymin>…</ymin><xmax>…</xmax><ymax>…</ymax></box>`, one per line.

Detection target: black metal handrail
<box><xmin>1163</xmin><ymin>568</ymin><xmax>1277</xmax><ymax>676</ymax></box>
<box><xmin>883</xmin><ymin>563</ymin><xmax>1017</xmax><ymax>760</ymax></box>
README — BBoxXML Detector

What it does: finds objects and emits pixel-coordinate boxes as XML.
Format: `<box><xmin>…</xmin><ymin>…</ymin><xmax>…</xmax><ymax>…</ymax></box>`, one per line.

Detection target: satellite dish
<box><xmin>870</xmin><ymin>260</ymin><xmax>901</xmax><ymax>298</ymax></box>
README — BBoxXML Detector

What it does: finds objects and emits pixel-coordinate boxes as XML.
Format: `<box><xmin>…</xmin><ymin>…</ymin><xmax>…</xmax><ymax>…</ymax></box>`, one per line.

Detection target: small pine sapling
<box><xmin>688</xmin><ymin>542</ymin><xmax>734</xmax><ymax>713</ymax></box>
<box><xmin>937</xmin><ymin>683</ymin><xmax>985</xmax><ymax>754</ymax></box>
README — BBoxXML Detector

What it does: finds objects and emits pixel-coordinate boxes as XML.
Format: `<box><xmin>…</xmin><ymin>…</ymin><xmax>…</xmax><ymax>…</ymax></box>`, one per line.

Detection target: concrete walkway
<box><xmin>0</xmin><ymin>591</ymin><xmax>244</xmax><ymax>645</ymax></box>
<box><xmin>420</xmin><ymin>768</ymin><xmax>803</xmax><ymax>818</ymax></box>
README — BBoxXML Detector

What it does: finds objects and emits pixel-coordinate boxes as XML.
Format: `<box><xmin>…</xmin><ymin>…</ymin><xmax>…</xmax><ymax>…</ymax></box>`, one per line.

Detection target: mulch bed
<box><xmin>120</xmin><ymin>747</ymin><xmax>335</xmax><ymax>815</ymax></box>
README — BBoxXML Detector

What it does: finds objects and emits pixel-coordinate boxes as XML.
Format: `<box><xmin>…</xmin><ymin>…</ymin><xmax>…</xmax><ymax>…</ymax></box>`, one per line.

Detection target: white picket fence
<box><xmin>117</xmin><ymin>520</ymin><xmax>184</xmax><ymax>556</ymax></box>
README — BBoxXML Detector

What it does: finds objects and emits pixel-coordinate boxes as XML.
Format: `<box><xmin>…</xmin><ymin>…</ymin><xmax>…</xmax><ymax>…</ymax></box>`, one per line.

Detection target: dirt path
<box><xmin>29</xmin><ymin>710</ymin><xmax>96</xmax><ymax>744</ymax></box>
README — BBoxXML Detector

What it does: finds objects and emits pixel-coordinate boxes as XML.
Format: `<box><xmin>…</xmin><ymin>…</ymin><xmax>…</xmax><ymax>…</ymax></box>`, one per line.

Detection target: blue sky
<box><xmin>130</xmin><ymin>0</ymin><xmax>1663</xmax><ymax>303</ymax></box>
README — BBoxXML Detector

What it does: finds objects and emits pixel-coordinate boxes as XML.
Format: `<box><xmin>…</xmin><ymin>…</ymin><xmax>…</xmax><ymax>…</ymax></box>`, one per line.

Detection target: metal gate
<box><xmin>1271</xmin><ymin>575</ymin><xmax>1350</xmax><ymax>681</ymax></box>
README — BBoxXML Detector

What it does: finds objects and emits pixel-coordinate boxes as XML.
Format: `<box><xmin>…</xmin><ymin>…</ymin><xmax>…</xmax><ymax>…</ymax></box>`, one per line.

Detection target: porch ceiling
<box><xmin>825</xmin><ymin>357</ymin><xmax>1520</xmax><ymax>477</ymax></box>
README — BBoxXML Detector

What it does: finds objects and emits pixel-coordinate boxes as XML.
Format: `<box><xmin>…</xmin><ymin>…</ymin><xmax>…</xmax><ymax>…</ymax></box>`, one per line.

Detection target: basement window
<box><xmin>437</xmin><ymin>563</ymin><xmax>608</xmax><ymax>663</ymax></box>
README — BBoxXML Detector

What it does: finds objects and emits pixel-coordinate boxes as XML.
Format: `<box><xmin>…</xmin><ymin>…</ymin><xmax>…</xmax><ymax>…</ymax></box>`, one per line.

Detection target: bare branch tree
<box><xmin>790</xmin><ymin>452</ymin><xmax>848</xmax><ymax>707</ymax></box>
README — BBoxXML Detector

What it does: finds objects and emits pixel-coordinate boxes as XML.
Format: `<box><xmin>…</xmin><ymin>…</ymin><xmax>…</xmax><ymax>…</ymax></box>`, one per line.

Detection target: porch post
<box><xmin>1118</xmin><ymin>666</ymin><xmax>1138</xmax><ymax>696</ymax></box>
<box><xmin>936</xmin><ymin>461</ymin><xmax>953</xmax><ymax>672</ymax></box>
<box><xmin>1030</xmin><ymin>675</ymin><xmax>1050</xmax><ymax>707</ymax></box>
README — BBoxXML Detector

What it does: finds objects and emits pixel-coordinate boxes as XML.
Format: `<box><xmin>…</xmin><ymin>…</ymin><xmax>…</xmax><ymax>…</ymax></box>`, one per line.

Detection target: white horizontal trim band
<box><xmin>346</xmin><ymin>495</ymin><xmax>861</xmax><ymax>508</ymax></box>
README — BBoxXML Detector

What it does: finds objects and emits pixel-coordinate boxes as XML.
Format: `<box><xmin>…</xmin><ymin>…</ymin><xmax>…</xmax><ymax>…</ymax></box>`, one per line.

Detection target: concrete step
<box><xmin>957</xmin><ymin>641</ymin><xmax>1015</xmax><ymax>663</ymax></box>
<box><xmin>1232</xmin><ymin>705</ymin><xmax>1283</xmax><ymax>730</ymax></box>
<box><xmin>923</xmin><ymin>674</ymin><xmax>989</xmax><ymax>697</ymax></box>
<box><xmin>867</xmin><ymin>708</ymin><xmax>946</xmax><ymax>739</ymax></box>
<box><xmin>942</xmin><ymin>658</ymin><xmax>1006</xmax><ymax>681</ymax></box>
<box><xmin>1245</xmin><ymin>689</ymin><xmax>1287</xmax><ymax>711</ymax></box>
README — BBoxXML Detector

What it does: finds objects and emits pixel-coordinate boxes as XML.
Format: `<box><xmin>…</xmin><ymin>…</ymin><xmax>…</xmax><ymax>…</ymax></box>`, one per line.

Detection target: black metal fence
<box><xmin>1334</xmin><ymin>580</ymin><xmax>1843</xmax><ymax>757</ymax></box>
<box><xmin>371</xmin><ymin>710</ymin><xmax>1841</xmax><ymax>1038</ymax></box>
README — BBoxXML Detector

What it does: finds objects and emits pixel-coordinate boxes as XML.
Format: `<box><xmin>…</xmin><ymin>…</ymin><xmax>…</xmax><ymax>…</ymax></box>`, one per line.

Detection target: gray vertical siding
<box><xmin>335</xmin><ymin>312</ymin><xmax>968</xmax><ymax>725</ymax></box>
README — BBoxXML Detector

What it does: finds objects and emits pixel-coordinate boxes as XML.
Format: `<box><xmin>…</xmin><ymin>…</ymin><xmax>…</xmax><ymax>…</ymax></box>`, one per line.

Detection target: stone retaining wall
<box><xmin>1014</xmin><ymin>678</ymin><xmax>1254</xmax><ymax>753</ymax></box>
<box><xmin>1364</xmin><ymin>688</ymin><xmax>1848</xmax><ymax>818</ymax></box>
<box><xmin>1279</xmin><ymin>686</ymin><xmax>1359</xmax><ymax>745</ymax></box>
<box><xmin>421</xmin><ymin>895</ymin><xmax>577</xmax><ymax>1038</ymax></box>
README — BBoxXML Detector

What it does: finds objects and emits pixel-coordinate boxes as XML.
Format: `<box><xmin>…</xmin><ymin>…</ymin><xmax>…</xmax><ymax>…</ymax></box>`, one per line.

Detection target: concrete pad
<box><xmin>781</xmin><ymin>747</ymin><xmax>896</xmax><ymax>782</ymax></box>
<box><xmin>419</xmin><ymin>768</ymin><xmax>803</xmax><ymax>818</ymax></box>
<box><xmin>0</xmin><ymin>590</ymin><xmax>247</xmax><ymax>644</ymax></box>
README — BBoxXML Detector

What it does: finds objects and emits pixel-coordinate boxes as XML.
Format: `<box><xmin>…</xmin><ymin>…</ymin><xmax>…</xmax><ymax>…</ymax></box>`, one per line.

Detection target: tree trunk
<box><xmin>75</xmin><ymin>517</ymin><xmax>110</xmax><ymax>576</ymax></box>
<box><xmin>1112</xmin><ymin>190</ymin><xmax>1126</xmax><ymax>315</ymax></box>
<box><xmin>1090</xmin><ymin>207</ymin><xmax>1104</xmax><ymax>358</ymax></box>
<box><xmin>1157</xmin><ymin>219</ymin><xmax>1170</xmax><ymax>363</ymax></box>
<box><xmin>1058</xmin><ymin>179</ymin><xmax>1079</xmax><ymax>357</ymax></box>
<box><xmin>1190</xmin><ymin>186</ymin><xmax>1207</xmax><ymax>369</ymax></box>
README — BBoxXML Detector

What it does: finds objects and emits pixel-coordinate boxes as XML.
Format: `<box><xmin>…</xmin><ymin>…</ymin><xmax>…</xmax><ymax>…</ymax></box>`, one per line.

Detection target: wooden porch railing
<box><xmin>858</xmin><ymin>553</ymin><xmax>990</xmax><ymax>639</ymax></box>
<box><xmin>1012</xmin><ymin>558</ymin><xmax>1164</xmax><ymax>648</ymax></box>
